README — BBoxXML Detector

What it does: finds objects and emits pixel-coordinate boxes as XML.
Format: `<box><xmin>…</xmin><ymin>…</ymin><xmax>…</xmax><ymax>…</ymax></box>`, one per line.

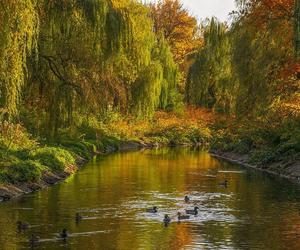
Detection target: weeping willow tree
<box><xmin>24</xmin><ymin>0</ymin><xmax>134</xmax><ymax>139</ymax></box>
<box><xmin>231</xmin><ymin>20</ymin><xmax>291</xmax><ymax>117</ymax></box>
<box><xmin>132</xmin><ymin>63</ymin><xmax>163</xmax><ymax>117</ymax></box>
<box><xmin>0</xmin><ymin>0</ymin><xmax>39</xmax><ymax>117</ymax></box>
<box><xmin>0</xmin><ymin>0</ymin><xmax>181</xmax><ymax>139</ymax></box>
<box><xmin>186</xmin><ymin>18</ymin><xmax>235</xmax><ymax>114</ymax></box>
<box><xmin>103</xmin><ymin>2</ymin><xmax>179</xmax><ymax>118</ymax></box>
<box><xmin>187</xmin><ymin>5</ymin><xmax>294</xmax><ymax>117</ymax></box>
<box><xmin>14</xmin><ymin>0</ymin><xmax>180</xmax><ymax>138</ymax></box>
<box><xmin>155</xmin><ymin>37</ymin><xmax>179</xmax><ymax>110</ymax></box>
<box><xmin>131</xmin><ymin>36</ymin><xmax>179</xmax><ymax>116</ymax></box>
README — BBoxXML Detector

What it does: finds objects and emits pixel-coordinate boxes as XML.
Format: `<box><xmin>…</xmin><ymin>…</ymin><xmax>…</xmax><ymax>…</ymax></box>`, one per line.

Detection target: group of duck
<box><xmin>147</xmin><ymin>180</ymin><xmax>229</xmax><ymax>226</ymax></box>
<box><xmin>146</xmin><ymin>195</ymin><xmax>200</xmax><ymax>226</ymax></box>
<box><xmin>17</xmin><ymin>212</ymin><xmax>83</xmax><ymax>248</ymax></box>
<box><xmin>19</xmin><ymin>179</ymin><xmax>229</xmax><ymax>247</ymax></box>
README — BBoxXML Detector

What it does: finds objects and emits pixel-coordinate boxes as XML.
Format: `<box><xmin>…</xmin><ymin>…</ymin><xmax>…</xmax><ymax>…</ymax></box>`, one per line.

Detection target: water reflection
<box><xmin>0</xmin><ymin>148</ymin><xmax>300</xmax><ymax>249</ymax></box>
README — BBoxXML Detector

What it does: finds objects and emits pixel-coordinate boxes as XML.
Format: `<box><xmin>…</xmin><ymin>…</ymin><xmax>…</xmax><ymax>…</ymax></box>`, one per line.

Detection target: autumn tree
<box><xmin>149</xmin><ymin>0</ymin><xmax>200</xmax><ymax>71</ymax></box>
<box><xmin>188</xmin><ymin>0</ymin><xmax>299</xmax><ymax>118</ymax></box>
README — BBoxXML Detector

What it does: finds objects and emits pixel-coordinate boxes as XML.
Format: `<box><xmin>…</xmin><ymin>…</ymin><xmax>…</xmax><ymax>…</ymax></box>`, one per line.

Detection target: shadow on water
<box><xmin>0</xmin><ymin>147</ymin><xmax>300</xmax><ymax>249</ymax></box>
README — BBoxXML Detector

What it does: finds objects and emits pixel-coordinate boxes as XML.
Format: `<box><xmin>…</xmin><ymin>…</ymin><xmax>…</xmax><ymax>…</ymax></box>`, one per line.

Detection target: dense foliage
<box><xmin>188</xmin><ymin>0</ymin><xmax>299</xmax><ymax>165</ymax></box>
<box><xmin>187</xmin><ymin>4</ymin><xmax>298</xmax><ymax>117</ymax></box>
<box><xmin>0</xmin><ymin>0</ymin><xmax>181</xmax><ymax>140</ymax></box>
<box><xmin>0</xmin><ymin>0</ymin><xmax>299</xmax><ymax>185</ymax></box>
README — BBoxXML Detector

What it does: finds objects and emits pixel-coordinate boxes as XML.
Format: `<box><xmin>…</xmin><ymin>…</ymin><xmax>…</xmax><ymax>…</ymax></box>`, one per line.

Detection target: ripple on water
<box><xmin>121</xmin><ymin>191</ymin><xmax>239</xmax><ymax>224</ymax></box>
<box><xmin>218</xmin><ymin>170</ymin><xmax>246</xmax><ymax>174</ymax></box>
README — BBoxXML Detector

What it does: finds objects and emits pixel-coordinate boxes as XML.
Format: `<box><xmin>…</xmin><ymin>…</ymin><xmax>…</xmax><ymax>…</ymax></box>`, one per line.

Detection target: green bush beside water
<box><xmin>0</xmin><ymin>120</ymin><xmax>124</xmax><ymax>184</ymax></box>
<box><xmin>29</xmin><ymin>147</ymin><xmax>75</xmax><ymax>172</ymax></box>
<box><xmin>211</xmin><ymin>119</ymin><xmax>300</xmax><ymax>166</ymax></box>
<box><xmin>0</xmin><ymin>147</ymin><xmax>76</xmax><ymax>184</ymax></box>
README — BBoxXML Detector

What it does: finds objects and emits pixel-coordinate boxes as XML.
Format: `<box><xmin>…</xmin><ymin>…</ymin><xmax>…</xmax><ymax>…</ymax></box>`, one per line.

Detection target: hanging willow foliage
<box><xmin>0</xmin><ymin>0</ymin><xmax>180</xmax><ymax>139</ymax></box>
<box><xmin>0</xmin><ymin>0</ymin><xmax>39</xmax><ymax>117</ymax></box>
<box><xmin>28</xmin><ymin>0</ymin><xmax>136</xmax><ymax>138</ymax></box>
<box><xmin>187</xmin><ymin>4</ymin><xmax>294</xmax><ymax>118</ymax></box>
<box><xmin>125</xmin><ymin>3</ymin><xmax>179</xmax><ymax>116</ymax></box>
<box><xmin>132</xmin><ymin>62</ymin><xmax>163</xmax><ymax>117</ymax></box>
<box><xmin>154</xmin><ymin>37</ymin><xmax>178</xmax><ymax>110</ymax></box>
<box><xmin>186</xmin><ymin>18</ymin><xmax>234</xmax><ymax>113</ymax></box>
<box><xmin>0</xmin><ymin>0</ymin><xmax>178</xmax><ymax>139</ymax></box>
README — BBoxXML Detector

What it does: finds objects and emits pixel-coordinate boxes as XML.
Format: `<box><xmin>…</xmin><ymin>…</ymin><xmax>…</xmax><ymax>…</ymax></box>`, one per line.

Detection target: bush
<box><xmin>0</xmin><ymin>172</ymin><xmax>7</xmax><ymax>183</ymax></box>
<box><xmin>250</xmin><ymin>148</ymin><xmax>276</xmax><ymax>164</ymax></box>
<box><xmin>13</xmin><ymin>150</ymin><xmax>30</xmax><ymax>160</ymax></box>
<box><xmin>59</xmin><ymin>140</ymin><xmax>93</xmax><ymax>159</ymax></box>
<box><xmin>146</xmin><ymin>124</ymin><xmax>211</xmax><ymax>146</ymax></box>
<box><xmin>165</xmin><ymin>90</ymin><xmax>184</xmax><ymax>113</ymax></box>
<box><xmin>29</xmin><ymin>147</ymin><xmax>75</xmax><ymax>172</ymax></box>
<box><xmin>4</xmin><ymin>160</ymin><xmax>45</xmax><ymax>183</ymax></box>
<box><xmin>186</xmin><ymin>126</ymin><xmax>211</xmax><ymax>144</ymax></box>
<box><xmin>0</xmin><ymin>121</ymin><xmax>37</xmax><ymax>151</ymax></box>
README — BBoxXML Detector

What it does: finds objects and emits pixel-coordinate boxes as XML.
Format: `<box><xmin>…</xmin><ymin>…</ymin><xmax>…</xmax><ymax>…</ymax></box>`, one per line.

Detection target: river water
<box><xmin>0</xmin><ymin>148</ymin><xmax>300</xmax><ymax>250</ymax></box>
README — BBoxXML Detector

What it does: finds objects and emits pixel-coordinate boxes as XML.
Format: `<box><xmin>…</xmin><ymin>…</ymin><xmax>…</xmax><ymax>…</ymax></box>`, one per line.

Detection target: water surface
<box><xmin>1</xmin><ymin>148</ymin><xmax>300</xmax><ymax>249</ymax></box>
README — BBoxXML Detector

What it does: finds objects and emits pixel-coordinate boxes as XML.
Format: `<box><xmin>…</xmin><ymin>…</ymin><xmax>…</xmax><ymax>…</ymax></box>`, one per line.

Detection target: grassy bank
<box><xmin>1</xmin><ymin>106</ymin><xmax>299</xmax><ymax>198</ymax></box>
<box><xmin>210</xmin><ymin>115</ymin><xmax>300</xmax><ymax>178</ymax></box>
<box><xmin>0</xmin><ymin>108</ymin><xmax>213</xmax><ymax>187</ymax></box>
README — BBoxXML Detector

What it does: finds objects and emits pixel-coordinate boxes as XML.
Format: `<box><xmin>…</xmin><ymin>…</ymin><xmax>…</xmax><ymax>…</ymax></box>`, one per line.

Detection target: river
<box><xmin>0</xmin><ymin>148</ymin><xmax>300</xmax><ymax>249</ymax></box>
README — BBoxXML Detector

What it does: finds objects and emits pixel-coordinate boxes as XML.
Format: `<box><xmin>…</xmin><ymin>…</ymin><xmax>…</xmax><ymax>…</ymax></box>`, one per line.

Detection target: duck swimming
<box><xmin>186</xmin><ymin>206</ymin><xmax>199</xmax><ymax>215</ymax></box>
<box><xmin>146</xmin><ymin>206</ymin><xmax>158</xmax><ymax>213</ymax></box>
<box><xmin>75</xmin><ymin>213</ymin><xmax>82</xmax><ymax>223</ymax></box>
<box><xmin>177</xmin><ymin>212</ymin><xmax>190</xmax><ymax>221</ymax></box>
<box><xmin>219</xmin><ymin>180</ymin><xmax>228</xmax><ymax>187</ymax></box>
<box><xmin>60</xmin><ymin>229</ymin><xmax>69</xmax><ymax>239</ymax></box>
<box><xmin>184</xmin><ymin>196</ymin><xmax>190</xmax><ymax>203</ymax></box>
<box><xmin>29</xmin><ymin>234</ymin><xmax>39</xmax><ymax>248</ymax></box>
<box><xmin>163</xmin><ymin>214</ymin><xmax>171</xmax><ymax>226</ymax></box>
<box><xmin>17</xmin><ymin>221</ymin><xmax>29</xmax><ymax>231</ymax></box>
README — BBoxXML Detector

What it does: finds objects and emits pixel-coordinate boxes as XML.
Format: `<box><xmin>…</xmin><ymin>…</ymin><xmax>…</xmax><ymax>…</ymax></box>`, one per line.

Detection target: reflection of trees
<box><xmin>2</xmin><ymin>149</ymin><xmax>300</xmax><ymax>249</ymax></box>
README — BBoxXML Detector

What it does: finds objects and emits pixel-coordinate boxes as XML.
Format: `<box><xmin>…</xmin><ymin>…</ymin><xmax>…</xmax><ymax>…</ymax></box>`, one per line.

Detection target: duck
<box><xmin>177</xmin><ymin>212</ymin><xmax>190</xmax><ymax>221</ymax></box>
<box><xmin>17</xmin><ymin>221</ymin><xmax>29</xmax><ymax>231</ymax></box>
<box><xmin>29</xmin><ymin>234</ymin><xmax>40</xmax><ymax>248</ymax></box>
<box><xmin>186</xmin><ymin>206</ymin><xmax>199</xmax><ymax>215</ymax></box>
<box><xmin>146</xmin><ymin>206</ymin><xmax>158</xmax><ymax>213</ymax></box>
<box><xmin>219</xmin><ymin>180</ymin><xmax>228</xmax><ymax>187</ymax></box>
<box><xmin>75</xmin><ymin>213</ymin><xmax>82</xmax><ymax>223</ymax></box>
<box><xmin>60</xmin><ymin>228</ymin><xmax>69</xmax><ymax>239</ymax></box>
<box><xmin>163</xmin><ymin>214</ymin><xmax>171</xmax><ymax>226</ymax></box>
<box><xmin>184</xmin><ymin>196</ymin><xmax>190</xmax><ymax>203</ymax></box>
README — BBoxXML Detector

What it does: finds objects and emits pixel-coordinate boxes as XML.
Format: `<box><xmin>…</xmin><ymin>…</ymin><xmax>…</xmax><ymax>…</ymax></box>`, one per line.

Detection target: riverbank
<box><xmin>2</xmin><ymin>142</ymin><xmax>300</xmax><ymax>202</ymax></box>
<box><xmin>1</xmin><ymin>107</ymin><xmax>298</xmax><ymax>202</ymax></box>
<box><xmin>210</xmin><ymin>149</ymin><xmax>300</xmax><ymax>183</ymax></box>
<box><xmin>0</xmin><ymin>108</ymin><xmax>213</xmax><ymax>202</ymax></box>
<box><xmin>210</xmin><ymin>113</ymin><xmax>300</xmax><ymax>183</ymax></box>
<box><xmin>0</xmin><ymin>140</ymin><xmax>156</xmax><ymax>202</ymax></box>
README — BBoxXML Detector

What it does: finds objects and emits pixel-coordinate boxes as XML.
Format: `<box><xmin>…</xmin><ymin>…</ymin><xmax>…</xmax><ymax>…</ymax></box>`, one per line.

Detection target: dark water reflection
<box><xmin>0</xmin><ymin>148</ymin><xmax>300</xmax><ymax>249</ymax></box>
